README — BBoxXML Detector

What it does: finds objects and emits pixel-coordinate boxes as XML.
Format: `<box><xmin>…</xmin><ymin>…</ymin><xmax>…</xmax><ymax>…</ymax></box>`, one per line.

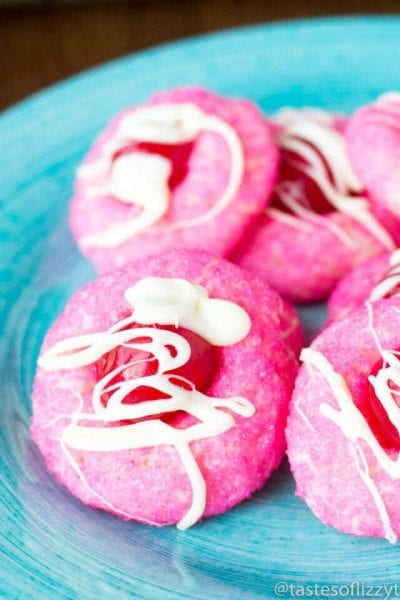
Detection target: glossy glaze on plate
<box><xmin>1</xmin><ymin>16</ymin><xmax>400</xmax><ymax>599</ymax></box>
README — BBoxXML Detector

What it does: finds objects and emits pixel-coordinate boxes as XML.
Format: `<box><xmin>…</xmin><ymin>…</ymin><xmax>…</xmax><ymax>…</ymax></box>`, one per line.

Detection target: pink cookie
<box><xmin>287</xmin><ymin>298</ymin><xmax>400</xmax><ymax>542</ymax></box>
<box><xmin>233</xmin><ymin>108</ymin><xmax>395</xmax><ymax>303</ymax></box>
<box><xmin>346</xmin><ymin>92</ymin><xmax>400</xmax><ymax>219</ymax></box>
<box><xmin>70</xmin><ymin>87</ymin><xmax>279</xmax><ymax>273</ymax></box>
<box><xmin>328</xmin><ymin>250</ymin><xmax>400</xmax><ymax>321</ymax></box>
<box><xmin>31</xmin><ymin>250</ymin><xmax>301</xmax><ymax>529</ymax></box>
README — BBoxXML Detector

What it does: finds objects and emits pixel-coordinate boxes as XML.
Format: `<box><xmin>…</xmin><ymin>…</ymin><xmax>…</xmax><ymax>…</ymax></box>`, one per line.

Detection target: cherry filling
<box><xmin>113</xmin><ymin>141</ymin><xmax>194</xmax><ymax>191</ymax></box>
<box><xmin>272</xmin><ymin>146</ymin><xmax>334</xmax><ymax>216</ymax></box>
<box><xmin>366</xmin><ymin>358</ymin><xmax>400</xmax><ymax>451</ymax></box>
<box><xmin>96</xmin><ymin>324</ymin><xmax>218</xmax><ymax>411</ymax></box>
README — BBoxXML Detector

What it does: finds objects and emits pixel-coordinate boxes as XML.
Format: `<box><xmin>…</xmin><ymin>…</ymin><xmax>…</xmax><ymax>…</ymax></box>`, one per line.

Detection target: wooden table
<box><xmin>1</xmin><ymin>0</ymin><xmax>399</xmax><ymax>110</ymax></box>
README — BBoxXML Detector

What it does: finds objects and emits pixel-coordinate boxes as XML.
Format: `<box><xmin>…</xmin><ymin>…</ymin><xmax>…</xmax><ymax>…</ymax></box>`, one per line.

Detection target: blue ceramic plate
<box><xmin>1</xmin><ymin>16</ymin><xmax>400</xmax><ymax>599</ymax></box>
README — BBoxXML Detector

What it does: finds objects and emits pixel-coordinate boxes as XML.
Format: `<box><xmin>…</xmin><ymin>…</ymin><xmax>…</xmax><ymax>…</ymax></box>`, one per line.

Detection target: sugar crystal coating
<box><xmin>32</xmin><ymin>249</ymin><xmax>301</xmax><ymax>527</ymax></box>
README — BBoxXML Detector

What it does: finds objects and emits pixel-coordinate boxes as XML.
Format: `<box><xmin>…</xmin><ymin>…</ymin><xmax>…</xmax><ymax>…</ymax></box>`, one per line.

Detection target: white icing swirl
<box><xmin>78</xmin><ymin>103</ymin><xmax>244</xmax><ymax>248</ymax></box>
<box><xmin>267</xmin><ymin>109</ymin><xmax>395</xmax><ymax>251</ymax></box>
<box><xmin>119</xmin><ymin>103</ymin><xmax>205</xmax><ymax>144</ymax></box>
<box><xmin>39</xmin><ymin>278</ymin><xmax>254</xmax><ymax>529</ymax></box>
<box><xmin>370</xmin><ymin>249</ymin><xmax>400</xmax><ymax>302</ymax></box>
<box><xmin>274</xmin><ymin>107</ymin><xmax>336</xmax><ymax>128</ymax></box>
<box><xmin>125</xmin><ymin>277</ymin><xmax>251</xmax><ymax>347</ymax></box>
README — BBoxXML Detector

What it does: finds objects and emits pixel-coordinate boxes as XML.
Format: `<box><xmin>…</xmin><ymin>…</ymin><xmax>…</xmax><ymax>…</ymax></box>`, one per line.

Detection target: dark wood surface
<box><xmin>1</xmin><ymin>0</ymin><xmax>399</xmax><ymax>110</ymax></box>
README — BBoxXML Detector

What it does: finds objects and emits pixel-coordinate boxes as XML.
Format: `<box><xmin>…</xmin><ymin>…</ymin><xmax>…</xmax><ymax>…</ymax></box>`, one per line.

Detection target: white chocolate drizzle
<box><xmin>274</xmin><ymin>107</ymin><xmax>336</xmax><ymax>128</ymax></box>
<box><xmin>349</xmin><ymin>442</ymin><xmax>396</xmax><ymax>543</ymax></box>
<box><xmin>39</xmin><ymin>278</ymin><xmax>254</xmax><ymax>529</ymax></box>
<box><xmin>125</xmin><ymin>277</ymin><xmax>251</xmax><ymax>347</ymax></box>
<box><xmin>78</xmin><ymin>103</ymin><xmax>244</xmax><ymax>248</ymax></box>
<box><xmin>300</xmin><ymin>300</ymin><xmax>400</xmax><ymax>543</ymax></box>
<box><xmin>267</xmin><ymin>180</ymin><xmax>357</xmax><ymax>246</ymax></box>
<box><xmin>268</xmin><ymin>110</ymin><xmax>395</xmax><ymax>251</ymax></box>
<box><xmin>294</xmin><ymin>391</ymin><xmax>316</xmax><ymax>433</ymax></box>
<box><xmin>369</xmin><ymin>249</ymin><xmax>400</xmax><ymax>301</ymax></box>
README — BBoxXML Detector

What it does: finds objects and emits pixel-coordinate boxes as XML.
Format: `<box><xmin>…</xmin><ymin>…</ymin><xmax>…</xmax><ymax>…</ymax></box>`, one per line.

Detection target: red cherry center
<box><xmin>272</xmin><ymin>146</ymin><xmax>334</xmax><ymax>215</ymax></box>
<box><xmin>113</xmin><ymin>141</ymin><xmax>194</xmax><ymax>191</ymax></box>
<box><xmin>366</xmin><ymin>358</ymin><xmax>400</xmax><ymax>451</ymax></box>
<box><xmin>272</xmin><ymin>130</ymin><xmax>367</xmax><ymax>217</ymax></box>
<box><xmin>96</xmin><ymin>323</ymin><xmax>218</xmax><ymax>408</ymax></box>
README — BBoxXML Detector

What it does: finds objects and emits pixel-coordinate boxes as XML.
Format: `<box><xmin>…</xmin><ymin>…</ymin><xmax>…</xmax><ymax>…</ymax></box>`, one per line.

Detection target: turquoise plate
<box><xmin>1</xmin><ymin>16</ymin><xmax>400</xmax><ymax>599</ymax></box>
